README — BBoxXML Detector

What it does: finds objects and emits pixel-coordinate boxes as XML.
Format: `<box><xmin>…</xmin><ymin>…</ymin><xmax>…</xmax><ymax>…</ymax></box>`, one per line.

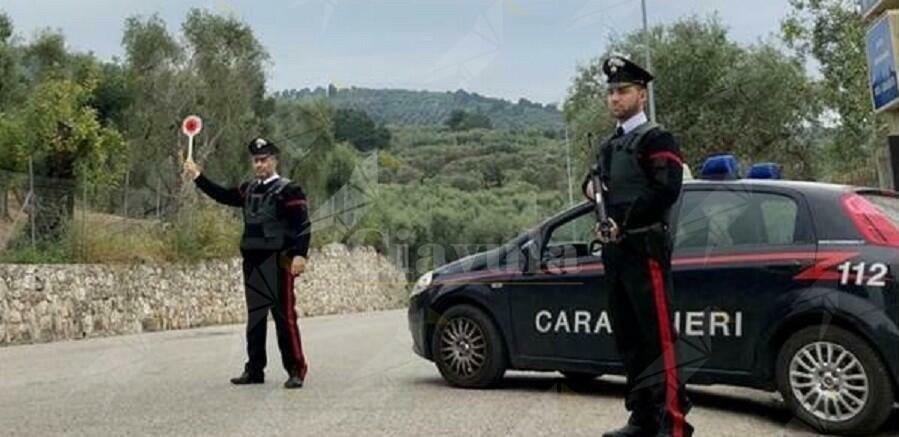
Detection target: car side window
<box><xmin>759</xmin><ymin>195</ymin><xmax>799</xmax><ymax>245</ymax></box>
<box><xmin>675</xmin><ymin>190</ymin><xmax>801</xmax><ymax>251</ymax></box>
<box><xmin>675</xmin><ymin>191</ymin><xmax>747</xmax><ymax>249</ymax></box>
<box><xmin>542</xmin><ymin>210</ymin><xmax>596</xmax><ymax>262</ymax></box>
<box><xmin>547</xmin><ymin>211</ymin><xmax>594</xmax><ymax>246</ymax></box>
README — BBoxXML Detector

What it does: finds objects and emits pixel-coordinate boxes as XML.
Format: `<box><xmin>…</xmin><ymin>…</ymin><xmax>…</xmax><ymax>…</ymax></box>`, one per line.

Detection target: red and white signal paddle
<box><xmin>181</xmin><ymin>115</ymin><xmax>203</xmax><ymax>161</ymax></box>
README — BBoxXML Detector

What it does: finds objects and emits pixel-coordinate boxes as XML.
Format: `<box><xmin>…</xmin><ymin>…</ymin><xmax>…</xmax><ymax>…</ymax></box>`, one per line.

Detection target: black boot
<box><xmin>602</xmin><ymin>424</ymin><xmax>657</xmax><ymax>437</ymax></box>
<box><xmin>656</xmin><ymin>421</ymin><xmax>694</xmax><ymax>437</ymax></box>
<box><xmin>603</xmin><ymin>412</ymin><xmax>659</xmax><ymax>437</ymax></box>
<box><xmin>230</xmin><ymin>371</ymin><xmax>264</xmax><ymax>385</ymax></box>
<box><xmin>283</xmin><ymin>374</ymin><xmax>304</xmax><ymax>389</ymax></box>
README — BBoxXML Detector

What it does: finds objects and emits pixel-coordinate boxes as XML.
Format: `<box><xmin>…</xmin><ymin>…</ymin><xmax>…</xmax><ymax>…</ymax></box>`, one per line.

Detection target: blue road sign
<box><xmin>867</xmin><ymin>14</ymin><xmax>899</xmax><ymax>112</ymax></box>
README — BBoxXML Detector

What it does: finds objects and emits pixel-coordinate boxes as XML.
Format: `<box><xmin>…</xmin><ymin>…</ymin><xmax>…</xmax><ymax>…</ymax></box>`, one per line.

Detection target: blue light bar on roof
<box><xmin>700</xmin><ymin>154</ymin><xmax>741</xmax><ymax>180</ymax></box>
<box><xmin>747</xmin><ymin>163</ymin><xmax>783</xmax><ymax>180</ymax></box>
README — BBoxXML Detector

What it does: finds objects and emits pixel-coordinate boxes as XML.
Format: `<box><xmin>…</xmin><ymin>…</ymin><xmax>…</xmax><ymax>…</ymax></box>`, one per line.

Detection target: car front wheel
<box><xmin>776</xmin><ymin>326</ymin><xmax>894</xmax><ymax>435</ymax></box>
<box><xmin>432</xmin><ymin>304</ymin><xmax>507</xmax><ymax>388</ymax></box>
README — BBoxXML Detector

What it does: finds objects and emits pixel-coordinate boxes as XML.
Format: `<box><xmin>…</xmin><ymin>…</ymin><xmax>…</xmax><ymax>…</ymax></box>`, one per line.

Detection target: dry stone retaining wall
<box><xmin>0</xmin><ymin>244</ymin><xmax>408</xmax><ymax>345</ymax></box>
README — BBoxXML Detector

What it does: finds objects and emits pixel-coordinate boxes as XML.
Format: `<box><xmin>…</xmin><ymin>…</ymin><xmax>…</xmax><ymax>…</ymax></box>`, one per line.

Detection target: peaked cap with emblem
<box><xmin>602</xmin><ymin>55</ymin><xmax>654</xmax><ymax>90</ymax></box>
<box><xmin>247</xmin><ymin>137</ymin><xmax>280</xmax><ymax>156</ymax></box>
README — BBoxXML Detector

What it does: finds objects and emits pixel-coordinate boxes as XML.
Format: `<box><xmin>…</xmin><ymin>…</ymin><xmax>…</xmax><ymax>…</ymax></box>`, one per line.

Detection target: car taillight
<box><xmin>842</xmin><ymin>193</ymin><xmax>899</xmax><ymax>246</ymax></box>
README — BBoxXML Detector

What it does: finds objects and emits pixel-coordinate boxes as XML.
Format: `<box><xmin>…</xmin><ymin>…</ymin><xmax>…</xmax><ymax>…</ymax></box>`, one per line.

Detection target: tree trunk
<box><xmin>31</xmin><ymin>180</ymin><xmax>75</xmax><ymax>242</ymax></box>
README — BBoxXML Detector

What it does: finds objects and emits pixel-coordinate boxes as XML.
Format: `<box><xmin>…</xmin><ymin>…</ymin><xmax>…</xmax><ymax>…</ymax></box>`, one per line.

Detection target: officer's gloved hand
<box><xmin>183</xmin><ymin>159</ymin><xmax>202</xmax><ymax>181</ymax></box>
<box><xmin>595</xmin><ymin>218</ymin><xmax>620</xmax><ymax>244</ymax></box>
<box><xmin>609</xmin><ymin>219</ymin><xmax>621</xmax><ymax>242</ymax></box>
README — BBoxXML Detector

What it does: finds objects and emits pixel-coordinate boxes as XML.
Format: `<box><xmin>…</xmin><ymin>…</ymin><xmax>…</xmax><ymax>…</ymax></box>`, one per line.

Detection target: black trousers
<box><xmin>602</xmin><ymin>229</ymin><xmax>692</xmax><ymax>436</ymax></box>
<box><xmin>241</xmin><ymin>250</ymin><xmax>308</xmax><ymax>380</ymax></box>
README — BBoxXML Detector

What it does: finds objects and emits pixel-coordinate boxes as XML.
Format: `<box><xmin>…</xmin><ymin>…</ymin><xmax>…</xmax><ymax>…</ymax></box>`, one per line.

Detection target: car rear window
<box><xmin>675</xmin><ymin>190</ymin><xmax>802</xmax><ymax>250</ymax></box>
<box><xmin>863</xmin><ymin>194</ymin><xmax>899</xmax><ymax>228</ymax></box>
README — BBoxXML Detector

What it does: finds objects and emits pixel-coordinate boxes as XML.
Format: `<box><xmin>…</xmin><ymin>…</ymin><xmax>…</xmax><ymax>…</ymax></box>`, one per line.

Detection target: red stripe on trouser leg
<box><xmin>284</xmin><ymin>268</ymin><xmax>308</xmax><ymax>380</ymax></box>
<box><xmin>648</xmin><ymin>258</ymin><xmax>685</xmax><ymax>437</ymax></box>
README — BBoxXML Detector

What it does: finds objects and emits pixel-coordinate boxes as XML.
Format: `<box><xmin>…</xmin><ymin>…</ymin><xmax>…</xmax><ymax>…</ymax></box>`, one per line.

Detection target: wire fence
<box><xmin>0</xmin><ymin>157</ymin><xmax>214</xmax><ymax>262</ymax></box>
<box><xmin>0</xmin><ymin>153</ymin><xmax>381</xmax><ymax>263</ymax></box>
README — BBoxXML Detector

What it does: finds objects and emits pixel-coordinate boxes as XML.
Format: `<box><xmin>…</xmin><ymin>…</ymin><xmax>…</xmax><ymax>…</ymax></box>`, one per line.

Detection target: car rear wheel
<box><xmin>776</xmin><ymin>326</ymin><xmax>894</xmax><ymax>435</ymax></box>
<box><xmin>432</xmin><ymin>304</ymin><xmax>506</xmax><ymax>388</ymax></box>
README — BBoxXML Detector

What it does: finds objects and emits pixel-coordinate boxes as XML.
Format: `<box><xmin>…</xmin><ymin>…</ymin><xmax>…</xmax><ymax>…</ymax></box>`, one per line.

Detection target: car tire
<box><xmin>775</xmin><ymin>325</ymin><xmax>894</xmax><ymax>435</ymax></box>
<box><xmin>432</xmin><ymin>304</ymin><xmax>507</xmax><ymax>388</ymax></box>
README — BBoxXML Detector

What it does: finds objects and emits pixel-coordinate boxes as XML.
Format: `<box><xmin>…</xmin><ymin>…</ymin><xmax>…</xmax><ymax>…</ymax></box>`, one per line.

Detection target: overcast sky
<box><xmin>2</xmin><ymin>0</ymin><xmax>792</xmax><ymax>105</ymax></box>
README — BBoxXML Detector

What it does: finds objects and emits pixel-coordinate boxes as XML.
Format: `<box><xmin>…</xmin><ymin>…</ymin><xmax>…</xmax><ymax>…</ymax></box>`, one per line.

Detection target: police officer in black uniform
<box><xmin>582</xmin><ymin>56</ymin><xmax>693</xmax><ymax>437</ymax></box>
<box><xmin>183</xmin><ymin>138</ymin><xmax>311</xmax><ymax>389</ymax></box>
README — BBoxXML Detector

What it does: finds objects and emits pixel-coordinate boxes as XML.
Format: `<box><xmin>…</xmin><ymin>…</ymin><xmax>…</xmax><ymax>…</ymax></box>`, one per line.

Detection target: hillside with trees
<box><xmin>274</xmin><ymin>86</ymin><xmax>564</xmax><ymax>132</ymax></box>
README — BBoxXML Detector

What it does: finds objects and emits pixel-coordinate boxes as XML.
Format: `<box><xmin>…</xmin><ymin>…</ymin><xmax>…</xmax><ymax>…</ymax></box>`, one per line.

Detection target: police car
<box><xmin>408</xmin><ymin>155</ymin><xmax>899</xmax><ymax>435</ymax></box>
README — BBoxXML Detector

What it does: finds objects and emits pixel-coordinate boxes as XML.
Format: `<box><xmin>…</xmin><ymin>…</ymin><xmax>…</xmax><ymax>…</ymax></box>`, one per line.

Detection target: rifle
<box><xmin>588</xmin><ymin>133</ymin><xmax>615</xmax><ymax>242</ymax></box>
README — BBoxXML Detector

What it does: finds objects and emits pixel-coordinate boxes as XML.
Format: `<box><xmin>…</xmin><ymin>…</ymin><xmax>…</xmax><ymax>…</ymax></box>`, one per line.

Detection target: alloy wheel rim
<box><xmin>789</xmin><ymin>341</ymin><xmax>869</xmax><ymax>422</ymax></box>
<box><xmin>440</xmin><ymin>317</ymin><xmax>487</xmax><ymax>377</ymax></box>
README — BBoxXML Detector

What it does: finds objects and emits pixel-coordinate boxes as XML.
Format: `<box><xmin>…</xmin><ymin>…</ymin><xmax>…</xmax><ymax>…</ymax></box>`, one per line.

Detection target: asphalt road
<box><xmin>1</xmin><ymin>309</ymin><xmax>897</xmax><ymax>436</ymax></box>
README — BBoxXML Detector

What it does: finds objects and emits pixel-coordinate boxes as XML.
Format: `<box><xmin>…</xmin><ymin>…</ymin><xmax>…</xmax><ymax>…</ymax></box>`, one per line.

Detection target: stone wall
<box><xmin>0</xmin><ymin>244</ymin><xmax>408</xmax><ymax>346</ymax></box>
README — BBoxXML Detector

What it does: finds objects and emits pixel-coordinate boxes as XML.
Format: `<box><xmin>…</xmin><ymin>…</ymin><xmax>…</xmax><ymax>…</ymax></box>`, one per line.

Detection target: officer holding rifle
<box><xmin>582</xmin><ymin>55</ymin><xmax>693</xmax><ymax>437</ymax></box>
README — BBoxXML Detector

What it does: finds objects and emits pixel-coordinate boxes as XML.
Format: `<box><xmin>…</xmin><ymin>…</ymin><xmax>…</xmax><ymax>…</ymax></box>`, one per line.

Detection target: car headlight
<box><xmin>411</xmin><ymin>271</ymin><xmax>434</xmax><ymax>297</ymax></box>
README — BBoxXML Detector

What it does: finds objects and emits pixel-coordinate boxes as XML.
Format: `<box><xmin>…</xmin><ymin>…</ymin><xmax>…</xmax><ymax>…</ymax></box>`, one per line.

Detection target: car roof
<box><xmin>558</xmin><ymin>179</ymin><xmax>893</xmax><ymax>229</ymax></box>
<box><xmin>566</xmin><ymin>179</ymin><xmax>854</xmax><ymax>216</ymax></box>
<box><xmin>683</xmin><ymin>179</ymin><xmax>855</xmax><ymax>194</ymax></box>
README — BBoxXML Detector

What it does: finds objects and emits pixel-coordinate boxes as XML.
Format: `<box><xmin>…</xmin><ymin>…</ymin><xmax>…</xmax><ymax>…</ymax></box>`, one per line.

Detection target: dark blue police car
<box><xmin>408</xmin><ymin>156</ymin><xmax>899</xmax><ymax>435</ymax></box>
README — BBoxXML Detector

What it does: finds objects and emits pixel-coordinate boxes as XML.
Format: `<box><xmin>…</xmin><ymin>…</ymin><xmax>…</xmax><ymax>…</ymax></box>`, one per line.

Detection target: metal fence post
<box><xmin>28</xmin><ymin>156</ymin><xmax>35</xmax><ymax>249</ymax></box>
<box><xmin>156</xmin><ymin>178</ymin><xmax>162</xmax><ymax>220</ymax></box>
<box><xmin>122</xmin><ymin>170</ymin><xmax>130</xmax><ymax>219</ymax></box>
<box><xmin>0</xmin><ymin>174</ymin><xmax>6</xmax><ymax>220</ymax></box>
<box><xmin>81</xmin><ymin>181</ymin><xmax>88</xmax><ymax>261</ymax></box>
